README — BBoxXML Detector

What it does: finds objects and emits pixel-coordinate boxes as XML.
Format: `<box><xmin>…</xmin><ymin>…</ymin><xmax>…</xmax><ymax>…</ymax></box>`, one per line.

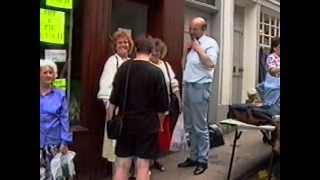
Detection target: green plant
<box><xmin>70</xmin><ymin>95</ymin><xmax>80</xmax><ymax>125</ymax></box>
<box><xmin>69</xmin><ymin>79</ymin><xmax>81</xmax><ymax>125</ymax></box>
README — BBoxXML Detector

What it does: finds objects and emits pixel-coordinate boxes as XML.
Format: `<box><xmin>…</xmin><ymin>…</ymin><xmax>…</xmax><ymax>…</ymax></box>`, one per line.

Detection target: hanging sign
<box><xmin>40</xmin><ymin>8</ymin><xmax>65</xmax><ymax>44</ymax></box>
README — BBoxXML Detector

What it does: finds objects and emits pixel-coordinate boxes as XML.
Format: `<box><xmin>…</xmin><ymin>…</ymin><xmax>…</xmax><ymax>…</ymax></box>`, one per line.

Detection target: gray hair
<box><xmin>40</xmin><ymin>59</ymin><xmax>58</xmax><ymax>78</ymax></box>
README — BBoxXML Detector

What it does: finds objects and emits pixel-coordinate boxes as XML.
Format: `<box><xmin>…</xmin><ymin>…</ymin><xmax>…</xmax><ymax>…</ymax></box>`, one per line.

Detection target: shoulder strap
<box><xmin>115</xmin><ymin>55</ymin><xmax>119</xmax><ymax>69</ymax></box>
<box><xmin>163</xmin><ymin>61</ymin><xmax>173</xmax><ymax>96</ymax></box>
<box><xmin>120</xmin><ymin>63</ymin><xmax>131</xmax><ymax>112</ymax></box>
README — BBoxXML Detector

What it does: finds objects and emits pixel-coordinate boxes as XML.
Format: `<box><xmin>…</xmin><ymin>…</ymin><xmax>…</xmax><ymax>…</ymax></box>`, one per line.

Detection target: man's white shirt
<box><xmin>183</xmin><ymin>35</ymin><xmax>219</xmax><ymax>83</ymax></box>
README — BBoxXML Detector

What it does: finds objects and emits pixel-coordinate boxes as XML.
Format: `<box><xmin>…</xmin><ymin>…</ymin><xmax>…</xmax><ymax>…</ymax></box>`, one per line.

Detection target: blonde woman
<box><xmin>97</xmin><ymin>30</ymin><xmax>134</xmax><ymax>167</ymax></box>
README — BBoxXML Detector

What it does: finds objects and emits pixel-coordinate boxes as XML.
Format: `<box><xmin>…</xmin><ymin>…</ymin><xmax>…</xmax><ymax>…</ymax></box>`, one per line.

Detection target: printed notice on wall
<box><xmin>40</xmin><ymin>8</ymin><xmax>65</xmax><ymax>44</ymax></box>
<box><xmin>46</xmin><ymin>0</ymin><xmax>73</xmax><ymax>9</ymax></box>
<box><xmin>45</xmin><ymin>49</ymin><xmax>67</xmax><ymax>62</ymax></box>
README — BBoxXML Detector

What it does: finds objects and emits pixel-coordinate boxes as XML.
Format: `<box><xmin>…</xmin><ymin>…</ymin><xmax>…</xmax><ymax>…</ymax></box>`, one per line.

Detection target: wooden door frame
<box><xmin>71</xmin><ymin>0</ymin><xmax>184</xmax><ymax>179</ymax></box>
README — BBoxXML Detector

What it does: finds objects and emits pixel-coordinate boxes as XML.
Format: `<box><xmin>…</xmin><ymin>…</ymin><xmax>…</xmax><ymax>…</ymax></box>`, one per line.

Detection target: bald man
<box><xmin>178</xmin><ymin>17</ymin><xmax>219</xmax><ymax>175</ymax></box>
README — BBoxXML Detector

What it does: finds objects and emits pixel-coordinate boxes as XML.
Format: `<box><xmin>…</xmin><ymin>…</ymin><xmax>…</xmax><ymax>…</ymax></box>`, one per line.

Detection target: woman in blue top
<box><xmin>40</xmin><ymin>59</ymin><xmax>72</xmax><ymax>179</ymax></box>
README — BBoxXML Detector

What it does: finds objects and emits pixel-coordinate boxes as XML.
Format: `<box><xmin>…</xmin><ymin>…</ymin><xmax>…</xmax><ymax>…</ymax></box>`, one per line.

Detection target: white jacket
<box><xmin>97</xmin><ymin>54</ymin><xmax>129</xmax><ymax>102</ymax></box>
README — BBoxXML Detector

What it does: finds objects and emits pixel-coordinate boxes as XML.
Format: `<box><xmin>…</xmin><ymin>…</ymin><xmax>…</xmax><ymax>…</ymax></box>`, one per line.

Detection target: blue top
<box><xmin>183</xmin><ymin>35</ymin><xmax>219</xmax><ymax>83</ymax></box>
<box><xmin>40</xmin><ymin>89</ymin><xmax>72</xmax><ymax>148</ymax></box>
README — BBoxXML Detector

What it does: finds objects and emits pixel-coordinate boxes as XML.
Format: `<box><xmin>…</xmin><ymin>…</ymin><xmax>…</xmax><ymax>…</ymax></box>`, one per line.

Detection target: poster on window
<box><xmin>53</xmin><ymin>78</ymin><xmax>66</xmax><ymax>91</ymax></box>
<box><xmin>40</xmin><ymin>8</ymin><xmax>65</xmax><ymax>44</ymax></box>
<box><xmin>45</xmin><ymin>49</ymin><xmax>67</xmax><ymax>62</ymax></box>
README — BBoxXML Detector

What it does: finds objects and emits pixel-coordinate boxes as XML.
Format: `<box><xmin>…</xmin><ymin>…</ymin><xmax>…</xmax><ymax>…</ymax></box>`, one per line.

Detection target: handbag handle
<box><xmin>115</xmin><ymin>55</ymin><xmax>119</xmax><ymax>69</ymax></box>
<box><xmin>163</xmin><ymin>61</ymin><xmax>173</xmax><ymax>97</ymax></box>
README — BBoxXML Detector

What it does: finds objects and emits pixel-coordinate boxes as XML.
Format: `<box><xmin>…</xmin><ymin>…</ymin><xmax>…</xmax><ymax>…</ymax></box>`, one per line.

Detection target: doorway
<box><xmin>232</xmin><ymin>6</ymin><xmax>245</xmax><ymax>104</ymax></box>
<box><xmin>112</xmin><ymin>0</ymin><xmax>148</xmax><ymax>39</ymax></box>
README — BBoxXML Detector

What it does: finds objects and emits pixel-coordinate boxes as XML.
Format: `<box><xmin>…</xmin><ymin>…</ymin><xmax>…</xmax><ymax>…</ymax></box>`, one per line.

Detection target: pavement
<box><xmin>150</xmin><ymin>128</ymin><xmax>272</xmax><ymax>180</ymax></box>
<box><xmin>102</xmin><ymin>128</ymin><xmax>273</xmax><ymax>180</ymax></box>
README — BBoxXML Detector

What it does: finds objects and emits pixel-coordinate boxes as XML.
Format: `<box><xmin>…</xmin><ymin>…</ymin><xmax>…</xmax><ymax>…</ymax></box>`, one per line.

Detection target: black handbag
<box><xmin>106</xmin><ymin>63</ymin><xmax>131</xmax><ymax>140</ymax></box>
<box><xmin>209</xmin><ymin>125</ymin><xmax>225</xmax><ymax>149</ymax></box>
<box><xmin>163</xmin><ymin>61</ymin><xmax>180</xmax><ymax>120</ymax></box>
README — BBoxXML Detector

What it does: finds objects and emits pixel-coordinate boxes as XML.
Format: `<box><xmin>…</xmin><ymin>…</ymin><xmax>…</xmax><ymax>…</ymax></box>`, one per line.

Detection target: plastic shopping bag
<box><xmin>169</xmin><ymin>113</ymin><xmax>188</xmax><ymax>152</ymax></box>
<box><xmin>61</xmin><ymin>151</ymin><xmax>76</xmax><ymax>178</ymax></box>
<box><xmin>50</xmin><ymin>153</ymin><xmax>63</xmax><ymax>180</ymax></box>
<box><xmin>40</xmin><ymin>167</ymin><xmax>46</xmax><ymax>180</ymax></box>
<box><xmin>50</xmin><ymin>151</ymin><xmax>76</xmax><ymax>180</ymax></box>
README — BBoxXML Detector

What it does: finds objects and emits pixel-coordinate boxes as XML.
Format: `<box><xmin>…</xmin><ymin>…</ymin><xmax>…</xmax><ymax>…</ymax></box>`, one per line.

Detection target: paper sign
<box><xmin>45</xmin><ymin>49</ymin><xmax>67</xmax><ymax>62</ymax></box>
<box><xmin>118</xmin><ymin>27</ymin><xmax>132</xmax><ymax>37</ymax></box>
<box><xmin>40</xmin><ymin>8</ymin><xmax>65</xmax><ymax>44</ymax></box>
<box><xmin>53</xmin><ymin>78</ymin><xmax>66</xmax><ymax>91</ymax></box>
<box><xmin>46</xmin><ymin>0</ymin><xmax>73</xmax><ymax>9</ymax></box>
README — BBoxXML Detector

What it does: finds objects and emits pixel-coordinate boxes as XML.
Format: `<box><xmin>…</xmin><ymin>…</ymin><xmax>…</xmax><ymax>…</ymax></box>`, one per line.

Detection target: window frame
<box><xmin>259</xmin><ymin>12</ymin><xmax>280</xmax><ymax>49</ymax></box>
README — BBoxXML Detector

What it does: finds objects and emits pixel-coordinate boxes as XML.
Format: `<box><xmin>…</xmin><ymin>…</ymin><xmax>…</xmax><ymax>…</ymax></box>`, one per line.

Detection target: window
<box><xmin>271</xmin><ymin>16</ymin><xmax>275</xmax><ymax>25</ymax></box>
<box><xmin>40</xmin><ymin>0</ymin><xmax>81</xmax><ymax>125</ymax></box>
<box><xmin>259</xmin><ymin>12</ymin><xmax>280</xmax><ymax>49</ymax></box>
<box><xmin>271</xmin><ymin>26</ymin><xmax>275</xmax><ymax>36</ymax></box>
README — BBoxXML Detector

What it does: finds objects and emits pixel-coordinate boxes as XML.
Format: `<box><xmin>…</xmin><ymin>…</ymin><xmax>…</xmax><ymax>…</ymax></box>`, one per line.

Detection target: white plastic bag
<box><xmin>50</xmin><ymin>153</ymin><xmax>63</xmax><ymax>180</ymax></box>
<box><xmin>40</xmin><ymin>167</ymin><xmax>46</xmax><ymax>180</ymax></box>
<box><xmin>61</xmin><ymin>151</ymin><xmax>76</xmax><ymax>178</ymax></box>
<box><xmin>50</xmin><ymin>151</ymin><xmax>76</xmax><ymax>180</ymax></box>
<box><xmin>169</xmin><ymin>113</ymin><xmax>188</xmax><ymax>152</ymax></box>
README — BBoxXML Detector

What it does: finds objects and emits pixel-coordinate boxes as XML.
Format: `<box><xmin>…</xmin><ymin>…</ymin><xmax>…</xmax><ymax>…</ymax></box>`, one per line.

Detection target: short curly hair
<box><xmin>40</xmin><ymin>59</ymin><xmax>58</xmax><ymax>78</ymax></box>
<box><xmin>135</xmin><ymin>36</ymin><xmax>154</xmax><ymax>54</ymax></box>
<box><xmin>110</xmin><ymin>30</ymin><xmax>134</xmax><ymax>54</ymax></box>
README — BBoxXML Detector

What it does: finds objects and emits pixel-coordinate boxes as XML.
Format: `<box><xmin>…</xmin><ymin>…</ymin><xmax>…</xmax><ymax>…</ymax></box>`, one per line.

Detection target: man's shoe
<box><xmin>193</xmin><ymin>163</ymin><xmax>208</xmax><ymax>175</ymax></box>
<box><xmin>177</xmin><ymin>158</ymin><xmax>198</xmax><ymax>168</ymax></box>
